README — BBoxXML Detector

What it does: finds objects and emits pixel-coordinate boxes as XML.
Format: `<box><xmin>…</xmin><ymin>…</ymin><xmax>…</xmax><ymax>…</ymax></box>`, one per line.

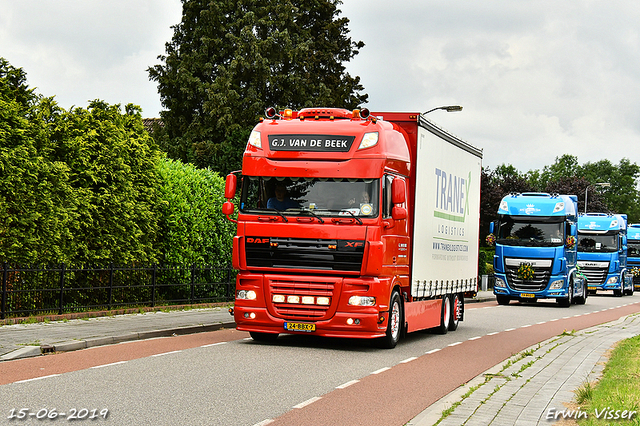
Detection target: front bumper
<box><xmin>234</xmin><ymin>304</ymin><xmax>387</xmax><ymax>339</ymax></box>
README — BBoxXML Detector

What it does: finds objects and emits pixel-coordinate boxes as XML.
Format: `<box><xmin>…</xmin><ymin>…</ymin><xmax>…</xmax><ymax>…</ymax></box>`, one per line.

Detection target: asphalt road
<box><xmin>1</xmin><ymin>293</ymin><xmax>638</xmax><ymax>426</ymax></box>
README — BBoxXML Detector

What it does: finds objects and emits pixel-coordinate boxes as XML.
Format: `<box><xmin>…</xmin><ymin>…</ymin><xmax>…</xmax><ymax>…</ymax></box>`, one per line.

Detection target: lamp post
<box><xmin>584</xmin><ymin>182</ymin><xmax>610</xmax><ymax>213</ymax></box>
<box><xmin>422</xmin><ymin>105</ymin><xmax>463</xmax><ymax>115</ymax></box>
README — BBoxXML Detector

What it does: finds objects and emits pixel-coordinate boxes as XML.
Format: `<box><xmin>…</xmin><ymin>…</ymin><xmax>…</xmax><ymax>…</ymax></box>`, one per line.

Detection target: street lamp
<box><xmin>422</xmin><ymin>105</ymin><xmax>463</xmax><ymax>115</ymax></box>
<box><xmin>584</xmin><ymin>182</ymin><xmax>610</xmax><ymax>213</ymax></box>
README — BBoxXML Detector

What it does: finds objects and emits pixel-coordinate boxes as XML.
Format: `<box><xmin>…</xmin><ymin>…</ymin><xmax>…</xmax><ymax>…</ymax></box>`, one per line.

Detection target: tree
<box><xmin>148</xmin><ymin>0</ymin><xmax>367</xmax><ymax>175</ymax></box>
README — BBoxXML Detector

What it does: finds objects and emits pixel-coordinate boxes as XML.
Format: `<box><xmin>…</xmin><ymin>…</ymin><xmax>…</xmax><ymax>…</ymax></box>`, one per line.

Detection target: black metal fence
<box><xmin>0</xmin><ymin>263</ymin><xmax>236</xmax><ymax>319</ymax></box>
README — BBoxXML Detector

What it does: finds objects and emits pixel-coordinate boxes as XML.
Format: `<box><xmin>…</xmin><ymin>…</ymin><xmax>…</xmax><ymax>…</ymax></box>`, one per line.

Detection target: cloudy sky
<box><xmin>2</xmin><ymin>0</ymin><xmax>639</xmax><ymax>172</ymax></box>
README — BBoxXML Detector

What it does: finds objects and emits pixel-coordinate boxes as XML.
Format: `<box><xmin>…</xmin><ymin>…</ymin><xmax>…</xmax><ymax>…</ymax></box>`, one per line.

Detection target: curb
<box><xmin>0</xmin><ymin>321</ymin><xmax>236</xmax><ymax>362</ymax></box>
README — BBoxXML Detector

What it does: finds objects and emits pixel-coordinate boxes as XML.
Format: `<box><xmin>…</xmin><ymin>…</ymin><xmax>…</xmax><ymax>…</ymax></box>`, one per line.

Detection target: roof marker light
<box><xmin>265</xmin><ymin>107</ymin><xmax>277</xmax><ymax>119</ymax></box>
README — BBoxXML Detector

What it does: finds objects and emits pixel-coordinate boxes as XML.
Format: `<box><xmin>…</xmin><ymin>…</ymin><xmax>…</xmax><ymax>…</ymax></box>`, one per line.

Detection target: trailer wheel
<box><xmin>378</xmin><ymin>290</ymin><xmax>402</xmax><ymax>349</ymax></box>
<box><xmin>448</xmin><ymin>294</ymin><xmax>462</xmax><ymax>331</ymax></box>
<box><xmin>434</xmin><ymin>295</ymin><xmax>451</xmax><ymax>334</ymax></box>
<box><xmin>250</xmin><ymin>332</ymin><xmax>279</xmax><ymax>343</ymax></box>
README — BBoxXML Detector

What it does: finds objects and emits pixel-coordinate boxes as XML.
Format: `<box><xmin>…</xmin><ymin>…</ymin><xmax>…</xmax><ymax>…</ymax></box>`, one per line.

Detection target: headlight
<box><xmin>550</xmin><ymin>280</ymin><xmax>564</xmax><ymax>289</ymax></box>
<box><xmin>607</xmin><ymin>276</ymin><xmax>619</xmax><ymax>284</ymax></box>
<box><xmin>348</xmin><ymin>295</ymin><xmax>376</xmax><ymax>306</ymax></box>
<box><xmin>358</xmin><ymin>132</ymin><xmax>379</xmax><ymax>150</ymax></box>
<box><xmin>237</xmin><ymin>290</ymin><xmax>257</xmax><ymax>300</ymax></box>
<box><xmin>494</xmin><ymin>277</ymin><xmax>506</xmax><ymax>288</ymax></box>
<box><xmin>247</xmin><ymin>130</ymin><xmax>262</xmax><ymax>149</ymax></box>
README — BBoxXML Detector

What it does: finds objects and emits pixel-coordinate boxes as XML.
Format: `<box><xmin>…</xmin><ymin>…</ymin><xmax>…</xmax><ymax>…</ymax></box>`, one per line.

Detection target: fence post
<box><xmin>108</xmin><ymin>263</ymin><xmax>114</xmax><ymax>310</ymax></box>
<box><xmin>227</xmin><ymin>264</ymin><xmax>233</xmax><ymax>300</ymax></box>
<box><xmin>151</xmin><ymin>264</ymin><xmax>157</xmax><ymax>307</ymax></box>
<box><xmin>1</xmin><ymin>262</ymin><xmax>7</xmax><ymax>320</ymax></box>
<box><xmin>58</xmin><ymin>263</ymin><xmax>66</xmax><ymax>315</ymax></box>
<box><xmin>190</xmin><ymin>264</ymin><xmax>196</xmax><ymax>304</ymax></box>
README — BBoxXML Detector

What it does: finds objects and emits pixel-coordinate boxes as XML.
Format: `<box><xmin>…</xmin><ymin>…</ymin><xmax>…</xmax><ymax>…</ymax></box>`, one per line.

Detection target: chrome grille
<box><xmin>577</xmin><ymin>261</ymin><xmax>609</xmax><ymax>286</ymax></box>
<box><xmin>504</xmin><ymin>258</ymin><xmax>553</xmax><ymax>292</ymax></box>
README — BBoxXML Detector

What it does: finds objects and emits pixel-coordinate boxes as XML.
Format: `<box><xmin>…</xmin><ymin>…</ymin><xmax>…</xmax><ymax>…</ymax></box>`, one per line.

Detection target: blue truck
<box><xmin>490</xmin><ymin>192</ymin><xmax>587</xmax><ymax>306</ymax></box>
<box><xmin>577</xmin><ymin>213</ymin><xmax>634</xmax><ymax>296</ymax></box>
<box><xmin>628</xmin><ymin>224</ymin><xmax>640</xmax><ymax>291</ymax></box>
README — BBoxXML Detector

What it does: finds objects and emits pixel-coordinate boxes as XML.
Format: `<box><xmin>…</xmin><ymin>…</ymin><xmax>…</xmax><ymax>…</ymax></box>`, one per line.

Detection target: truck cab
<box><xmin>579</xmin><ymin>213</ymin><xmax>634</xmax><ymax>296</ymax></box>
<box><xmin>628</xmin><ymin>224</ymin><xmax>640</xmax><ymax>291</ymax></box>
<box><xmin>578</xmin><ymin>213</ymin><xmax>633</xmax><ymax>296</ymax></box>
<box><xmin>491</xmin><ymin>192</ymin><xmax>587</xmax><ymax>306</ymax></box>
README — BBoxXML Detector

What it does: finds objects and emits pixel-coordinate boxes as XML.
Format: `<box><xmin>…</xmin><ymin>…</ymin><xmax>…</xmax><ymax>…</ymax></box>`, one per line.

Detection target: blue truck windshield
<box><xmin>240</xmin><ymin>176</ymin><xmax>380</xmax><ymax>218</ymax></box>
<box><xmin>628</xmin><ymin>242</ymin><xmax>640</xmax><ymax>257</ymax></box>
<box><xmin>496</xmin><ymin>216</ymin><xmax>565</xmax><ymax>247</ymax></box>
<box><xmin>577</xmin><ymin>232</ymin><xmax>618</xmax><ymax>253</ymax></box>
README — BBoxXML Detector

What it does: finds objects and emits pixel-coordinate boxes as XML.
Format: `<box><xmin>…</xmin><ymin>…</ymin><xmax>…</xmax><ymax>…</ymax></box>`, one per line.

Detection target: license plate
<box><xmin>284</xmin><ymin>322</ymin><xmax>315</xmax><ymax>332</ymax></box>
<box><xmin>520</xmin><ymin>293</ymin><xmax>535</xmax><ymax>298</ymax></box>
<box><xmin>588</xmin><ymin>287</ymin><xmax>597</xmax><ymax>290</ymax></box>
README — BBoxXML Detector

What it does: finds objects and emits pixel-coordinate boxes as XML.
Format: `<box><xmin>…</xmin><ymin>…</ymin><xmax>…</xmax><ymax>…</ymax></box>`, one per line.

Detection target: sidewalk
<box><xmin>0</xmin><ymin>306</ymin><xmax>236</xmax><ymax>361</ymax></box>
<box><xmin>409</xmin><ymin>311</ymin><xmax>640</xmax><ymax>426</ymax></box>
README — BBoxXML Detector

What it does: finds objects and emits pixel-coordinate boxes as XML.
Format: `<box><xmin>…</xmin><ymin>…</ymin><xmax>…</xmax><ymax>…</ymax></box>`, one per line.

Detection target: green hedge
<box><xmin>1</xmin><ymin>58</ymin><xmax>234</xmax><ymax>267</ymax></box>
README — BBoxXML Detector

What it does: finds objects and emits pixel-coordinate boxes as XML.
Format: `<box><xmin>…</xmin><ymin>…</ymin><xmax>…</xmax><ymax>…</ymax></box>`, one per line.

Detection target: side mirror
<box><xmin>489</xmin><ymin>222</ymin><xmax>495</xmax><ymax>234</ymax></box>
<box><xmin>391</xmin><ymin>178</ymin><xmax>406</xmax><ymax>205</ymax></box>
<box><xmin>222</xmin><ymin>201</ymin><xmax>235</xmax><ymax>216</ymax></box>
<box><xmin>392</xmin><ymin>206</ymin><xmax>407</xmax><ymax>221</ymax></box>
<box><xmin>225</xmin><ymin>174</ymin><xmax>237</xmax><ymax>199</ymax></box>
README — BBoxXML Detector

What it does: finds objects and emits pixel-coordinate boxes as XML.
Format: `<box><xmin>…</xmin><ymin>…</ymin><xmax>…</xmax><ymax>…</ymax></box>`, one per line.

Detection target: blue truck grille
<box><xmin>245</xmin><ymin>237</ymin><xmax>364</xmax><ymax>272</ymax></box>
<box><xmin>504</xmin><ymin>258</ymin><xmax>553</xmax><ymax>292</ymax></box>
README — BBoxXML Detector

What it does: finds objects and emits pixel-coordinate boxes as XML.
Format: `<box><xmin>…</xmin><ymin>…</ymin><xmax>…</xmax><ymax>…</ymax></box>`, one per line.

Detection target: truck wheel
<box><xmin>614</xmin><ymin>289</ymin><xmax>623</xmax><ymax>297</ymax></box>
<box><xmin>574</xmin><ymin>280</ymin><xmax>588</xmax><ymax>305</ymax></box>
<box><xmin>496</xmin><ymin>295</ymin><xmax>510</xmax><ymax>305</ymax></box>
<box><xmin>378</xmin><ymin>291</ymin><xmax>402</xmax><ymax>349</ymax></box>
<box><xmin>434</xmin><ymin>295</ymin><xmax>451</xmax><ymax>334</ymax></box>
<box><xmin>250</xmin><ymin>332</ymin><xmax>279</xmax><ymax>343</ymax></box>
<box><xmin>448</xmin><ymin>294</ymin><xmax>462</xmax><ymax>331</ymax></box>
<box><xmin>557</xmin><ymin>281</ymin><xmax>573</xmax><ymax>307</ymax></box>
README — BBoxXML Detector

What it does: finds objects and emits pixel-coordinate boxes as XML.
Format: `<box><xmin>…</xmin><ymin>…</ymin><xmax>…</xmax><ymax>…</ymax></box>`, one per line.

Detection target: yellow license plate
<box><xmin>520</xmin><ymin>293</ymin><xmax>535</xmax><ymax>298</ymax></box>
<box><xmin>284</xmin><ymin>322</ymin><xmax>315</xmax><ymax>332</ymax></box>
<box><xmin>588</xmin><ymin>287</ymin><xmax>597</xmax><ymax>290</ymax></box>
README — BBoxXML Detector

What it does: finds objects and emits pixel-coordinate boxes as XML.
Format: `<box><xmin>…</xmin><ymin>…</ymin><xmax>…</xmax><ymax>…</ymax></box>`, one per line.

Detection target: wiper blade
<box><xmin>266</xmin><ymin>208</ymin><xmax>288</xmax><ymax>223</ymax></box>
<box><xmin>345</xmin><ymin>210</ymin><xmax>363</xmax><ymax>225</ymax></box>
<box><xmin>289</xmin><ymin>208</ymin><xmax>325</xmax><ymax>223</ymax></box>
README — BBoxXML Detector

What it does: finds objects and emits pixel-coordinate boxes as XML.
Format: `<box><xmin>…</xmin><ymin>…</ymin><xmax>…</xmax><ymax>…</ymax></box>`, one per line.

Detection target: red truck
<box><xmin>223</xmin><ymin>107</ymin><xmax>482</xmax><ymax>348</ymax></box>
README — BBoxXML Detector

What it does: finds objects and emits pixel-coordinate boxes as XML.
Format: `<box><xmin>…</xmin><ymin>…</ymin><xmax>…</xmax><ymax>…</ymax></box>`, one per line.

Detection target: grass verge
<box><xmin>573</xmin><ymin>334</ymin><xmax>640</xmax><ymax>425</ymax></box>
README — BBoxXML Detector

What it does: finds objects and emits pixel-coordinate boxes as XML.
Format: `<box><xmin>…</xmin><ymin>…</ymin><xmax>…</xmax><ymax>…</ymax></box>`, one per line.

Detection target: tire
<box><xmin>448</xmin><ymin>294</ymin><xmax>462</xmax><ymax>331</ymax></box>
<box><xmin>433</xmin><ymin>295</ymin><xmax>451</xmax><ymax>334</ymax></box>
<box><xmin>496</xmin><ymin>295</ymin><xmax>510</xmax><ymax>305</ymax></box>
<box><xmin>574</xmin><ymin>279</ymin><xmax>588</xmax><ymax>305</ymax></box>
<box><xmin>378</xmin><ymin>291</ymin><xmax>403</xmax><ymax>349</ymax></box>
<box><xmin>614</xmin><ymin>289</ymin><xmax>623</xmax><ymax>297</ymax></box>
<box><xmin>250</xmin><ymin>332</ymin><xmax>279</xmax><ymax>343</ymax></box>
<box><xmin>557</xmin><ymin>280</ymin><xmax>573</xmax><ymax>307</ymax></box>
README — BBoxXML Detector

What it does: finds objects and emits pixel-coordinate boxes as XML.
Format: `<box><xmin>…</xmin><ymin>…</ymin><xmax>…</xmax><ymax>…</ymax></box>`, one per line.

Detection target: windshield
<box><xmin>628</xmin><ymin>241</ymin><xmax>640</xmax><ymax>257</ymax></box>
<box><xmin>577</xmin><ymin>232</ymin><xmax>618</xmax><ymax>253</ymax></box>
<box><xmin>496</xmin><ymin>216</ymin><xmax>565</xmax><ymax>247</ymax></box>
<box><xmin>240</xmin><ymin>176</ymin><xmax>379</xmax><ymax>218</ymax></box>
